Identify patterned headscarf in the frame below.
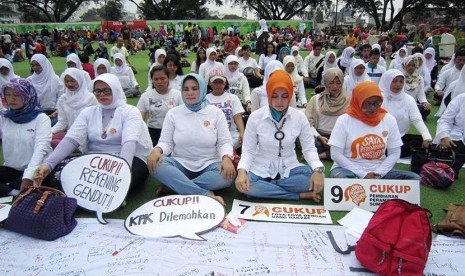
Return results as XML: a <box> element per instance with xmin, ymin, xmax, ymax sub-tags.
<box><xmin>181</xmin><ymin>73</ymin><xmax>209</xmax><ymax>112</ymax></box>
<box><xmin>1</xmin><ymin>78</ymin><xmax>42</xmax><ymax>124</ymax></box>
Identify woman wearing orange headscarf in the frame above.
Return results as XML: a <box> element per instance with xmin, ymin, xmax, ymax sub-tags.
<box><xmin>235</xmin><ymin>70</ymin><xmax>324</xmax><ymax>202</ymax></box>
<box><xmin>328</xmin><ymin>81</ymin><xmax>419</xmax><ymax>179</ymax></box>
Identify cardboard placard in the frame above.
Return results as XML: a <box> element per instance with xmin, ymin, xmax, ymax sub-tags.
<box><xmin>324</xmin><ymin>178</ymin><xmax>420</xmax><ymax>211</ymax></box>
<box><xmin>125</xmin><ymin>195</ymin><xmax>225</xmax><ymax>241</ymax></box>
<box><xmin>61</xmin><ymin>154</ymin><xmax>131</xmax><ymax>224</ymax></box>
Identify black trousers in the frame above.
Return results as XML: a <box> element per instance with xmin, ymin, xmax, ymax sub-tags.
<box><xmin>148</xmin><ymin>127</ymin><xmax>162</xmax><ymax>147</ymax></box>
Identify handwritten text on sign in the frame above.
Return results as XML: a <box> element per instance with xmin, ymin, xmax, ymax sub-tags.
<box><xmin>230</xmin><ymin>199</ymin><xmax>332</xmax><ymax>224</ymax></box>
<box><xmin>324</xmin><ymin>178</ymin><xmax>420</xmax><ymax>211</ymax></box>
<box><xmin>61</xmin><ymin>154</ymin><xmax>131</xmax><ymax>224</ymax></box>
<box><xmin>125</xmin><ymin>195</ymin><xmax>225</xmax><ymax>241</ymax></box>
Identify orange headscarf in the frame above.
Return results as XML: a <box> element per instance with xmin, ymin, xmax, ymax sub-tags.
<box><xmin>345</xmin><ymin>81</ymin><xmax>387</xmax><ymax>126</ymax></box>
<box><xmin>266</xmin><ymin>70</ymin><xmax>294</xmax><ymax>105</ymax></box>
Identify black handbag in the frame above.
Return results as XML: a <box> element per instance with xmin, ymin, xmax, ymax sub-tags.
<box><xmin>3</xmin><ymin>186</ymin><xmax>78</xmax><ymax>241</ymax></box>
<box><xmin>410</xmin><ymin>146</ymin><xmax>455</xmax><ymax>173</ymax></box>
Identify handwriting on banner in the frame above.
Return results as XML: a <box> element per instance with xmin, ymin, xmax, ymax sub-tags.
<box><xmin>61</xmin><ymin>154</ymin><xmax>131</xmax><ymax>224</ymax></box>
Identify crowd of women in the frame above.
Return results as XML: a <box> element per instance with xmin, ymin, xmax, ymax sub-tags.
<box><xmin>1</xmin><ymin>34</ymin><xmax>465</xmax><ymax>207</ymax></box>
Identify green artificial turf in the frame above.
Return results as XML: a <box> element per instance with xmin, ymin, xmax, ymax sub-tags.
<box><xmin>2</xmin><ymin>43</ymin><xmax>464</xmax><ymax>226</ymax></box>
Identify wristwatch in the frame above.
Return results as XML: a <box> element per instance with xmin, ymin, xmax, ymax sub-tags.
<box><xmin>313</xmin><ymin>166</ymin><xmax>325</xmax><ymax>173</ymax></box>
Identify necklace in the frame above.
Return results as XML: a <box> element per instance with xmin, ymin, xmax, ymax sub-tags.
<box><xmin>101</xmin><ymin>113</ymin><xmax>113</xmax><ymax>140</ymax></box>
<box><xmin>272</xmin><ymin>118</ymin><xmax>286</xmax><ymax>157</ymax></box>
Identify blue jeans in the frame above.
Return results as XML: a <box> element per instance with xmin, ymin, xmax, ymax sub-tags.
<box><xmin>245</xmin><ymin>165</ymin><xmax>314</xmax><ymax>200</ymax></box>
<box><xmin>330</xmin><ymin>167</ymin><xmax>420</xmax><ymax>180</ymax></box>
<box><xmin>152</xmin><ymin>157</ymin><xmax>234</xmax><ymax>195</ymax></box>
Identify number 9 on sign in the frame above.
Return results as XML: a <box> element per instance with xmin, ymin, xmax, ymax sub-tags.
<box><xmin>331</xmin><ymin>185</ymin><xmax>343</xmax><ymax>203</ymax></box>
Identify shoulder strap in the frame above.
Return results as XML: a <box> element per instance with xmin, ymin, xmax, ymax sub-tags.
<box><xmin>326</xmin><ymin>231</ymin><xmax>355</xmax><ymax>254</ymax></box>
<box><xmin>315</xmin><ymin>57</ymin><xmax>325</xmax><ymax>69</ymax></box>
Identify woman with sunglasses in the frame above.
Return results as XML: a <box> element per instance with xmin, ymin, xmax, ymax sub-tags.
<box><xmin>328</xmin><ymin>81</ymin><xmax>419</xmax><ymax>180</ymax></box>
<box><xmin>33</xmin><ymin>74</ymin><xmax>153</xmax><ymax>191</ymax></box>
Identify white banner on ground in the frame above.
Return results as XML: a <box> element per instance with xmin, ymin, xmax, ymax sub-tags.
<box><xmin>324</xmin><ymin>178</ymin><xmax>420</xmax><ymax>212</ymax></box>
<box><xmin>0</xmin><ymin>204</ymin><xmax>11</xmax><ymax>222</ymax></box>
<box><xmin>230</xmin><ymin>199</ymin><xmax>332</xmax><ymax>224</ymax></box>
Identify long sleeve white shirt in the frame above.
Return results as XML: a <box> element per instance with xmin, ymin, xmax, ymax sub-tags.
<box><xmin>238</xmin><ymin>106</ymin><xmax>323</xmax><ymax>178</ymax></box>
<box><xmin>0</xmin><ymin>113</ymin><xmax>52</xmax><ymax>180</ymax></box>
<box><xmin>156</xmin><ymin>105</ymin><xmax>233</xmax><ymax>172</ymax></box>
<box><xmin>435</xmin><ymin>66</ymin><xmax>461</xmax><ymax>91</ymax></box>
<box><xmin>435</xmin><ymin>93</ymin><xmax>465</xmax><ymax>143</ymax></box>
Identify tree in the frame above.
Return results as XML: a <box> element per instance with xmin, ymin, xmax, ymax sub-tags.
<box><xmin>80</xmin><ymin>0</ymin><xmax>126</xmax><ymax>21</ymax></box>
<box><xmin>230</xmin><ymin>0</ymin><xmax>331</xmax><ymax>20</ymax></box>
<box><xmin>130</xmin><ymin>0</ymin><xmax>220</xmax><ymax>20</ymax></box>
<box><xmin>345</xmin><ymin>0</ymin><xmax>465</xmax><ymax>30</ymax></box>
<box><xmin>19</xmin><ymin>0</ymin><xmax>97</xmax><ymax>22</ymax></box>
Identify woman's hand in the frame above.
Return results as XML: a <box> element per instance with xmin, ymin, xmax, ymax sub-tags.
<box><xmin>422</xmin><ymin>102</ymin><xmax>431</xmax><ymax>111</ymax></box>
<box><xmin>147</xmin><ymin>147</ymin><xmax>163</xmax><ymax>174</ymax></box>
<box><xmin>310</xmin><ymin>171</ymin><xmax>324</xmax><ymax>193</ymax></box>
<box><xmin>422</xmin><ymin>139</ymin><xmax>432</xmax><ymax>148</ymax></box>
<box><xmin>20</xmin><ymin>179</ymin><xmax>33</xmax><ymax>191</ymax></box>
<box><xmin>235</xmin><ymin>169</ymin><xmax>250</xmax><ymax>193</ymax></box>
<box><xmin>33</xmin><ymin>164</ymin><xmax>51</xmax><ymax>187</ymax></box>
<box><xmin>364</xmin><ymin>172</ymin><xmax>380</xmax><ymax>179</ymax></box>
<box><xmin>317</xmin><ymin>135</ymin><xmax>329</xmax><ymax>146</ymax></box>
<box><xmin>219</xmin><ymin>156</ymin><xmax>235</xmax><ymax>180</ymax></box>
<box><xmin>440</xmin><ymin>137</ymin><xmax>456</xmax><ymax>150</ymax></box>
<box><xmin>49</xmin><ymin>111</ymin><xmax>58</xmax><ymax>119</ymax></box>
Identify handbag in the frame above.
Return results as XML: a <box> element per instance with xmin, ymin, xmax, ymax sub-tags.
<box><xmin>419</xmin><ymin>161</ymin><xmax>455</xmax><ymax>189</ymax></box>
<box><xmin>433</xmin><ymin>204</ymin><xmax>465</xmax><ymax>237</ymax></box>
<box><xmin>3</xmin><ymin>186</ymin><xmax>78</xmax><ymax>241</ymax></box>
<box><xmin>410</xmin><ymin>146</ymin><xmax>455</xmax><ymax>173</ymax></box>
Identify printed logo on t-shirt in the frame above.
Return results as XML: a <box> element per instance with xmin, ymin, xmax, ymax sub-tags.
<box><xmin>203</xmin><ymin>120</ymin><xmax>210</xmax><ymax>127</ymax></box>
<box><xmin>109</xmin><ymin>128</ymin><xmax>117</xmax><ymax>135</ymax></box>
<box><xmin>350</xmin><ymin>134</ymin><xmax>385</xmax><ymax>160</ymax></box>
<box><xmin>344</xmin><ymin>183</ymin><xmax>367</xmax><ymax>206</ymax></box>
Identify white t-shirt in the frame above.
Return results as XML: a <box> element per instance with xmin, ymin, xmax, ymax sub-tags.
<box><xmin>328</xmin><ymin>113</ymin><xmax>403</xmax><ymax>177</ymax></box>
<box><xmin>206</xmin><ymin>92</ymin><xmax>244</xmax><ymax>148</ymax></box>
<box><xmin>156</xmin><ymin>105</ymin><xmax>233</xmax><ymax>172</ymax></box>
<box><xmin>238</xmin><ymin>57</ymin><xmax>259</xmax><ymax>73</ymax></box>
<box><xmin>136</xmin><ymin>88</ymin><xmax>182</xmax><ymax>129</ymax></box>
<box><xmin>0</xmin><ymin>113</ymin><xmax>52</xmax><ymax>180</ymax></box>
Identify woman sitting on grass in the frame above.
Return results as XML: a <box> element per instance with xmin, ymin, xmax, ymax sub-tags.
<box><xmin>0</xmin><ymin>78</ymin><xmax>51</xmax><ymax>195</ymax></box>
<box><xmin>148</xmin><ymin>73</ymin><xmax>235</xmax><ymax>205</ymax></box>
<box><xmin>33</xmin><ymin>74</ymin><xmax>152</xmax><ymax>191</ymax></box>
<box><xmin>328</xmin><ymin>81</ymin><xmax>419</xmax><ymax>180</ymax></box>
<box><xmin>235</xmin><ymin>70</ymin><xmax>324</xmax><ymax>202</ymax></box>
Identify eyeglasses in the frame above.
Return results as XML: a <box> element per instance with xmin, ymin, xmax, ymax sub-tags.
<box><xmin>362</xmin><ymin>101</ymin><xmax>382</xmax><ymax>110</ymax></box>
<box><xmin>93</xmin><ymin>88</ymin><xmax>112</xmax><ymax>96</ymax></box>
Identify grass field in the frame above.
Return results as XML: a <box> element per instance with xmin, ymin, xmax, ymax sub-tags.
<box><xmin>2</xmin><ymin>44</ymin><xmax>464</xmax><ymax>225</ymax></box>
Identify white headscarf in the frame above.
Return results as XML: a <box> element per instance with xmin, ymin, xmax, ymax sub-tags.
<box><xmin>29</xmin><ymin>54</ymin><xmax>59</xmax><ymax>97</ymax></box>
<box><xmin>94</xmin><ymin>58</ymin><xmax>112</xmax><ymax>77</ymax></box>
<box><xmin>452</xmin><ymin>65</ymin><xmax>465</xmax><ymax>98</ymax></box>
<box><xmin>205</xmin><ymin>48</ymin><xmax>218</xmax><ymax>66</ymax></box>
<box><xmin>154</xmin><ymin>49</ymin><xmax>166</xmax><ymax>66</ymax></box>
<box><xmin>0</xmin><ymin>58</ymin><xmax>19</xmax><ymax>87</ymax></box>
<box><xmin>61</xmin><ymin>68</ymin><xmax>97</xmax><ymax>109</ymax></box>
<box><xmin>323</xmin><ymin>51</ymin><xmax>337</xmax><ymax>72</ymax></box>
<box><xmin>344</xmin><ymin>59</ymin><xmax>371</xmax><ymax>96</ymax></box>
<box><xmin>255</xmin><ymin>60</ymin><xmax>284</xmax><ymax>96</ymax></box>
<box><xmin>413</xmin><ymin>53</ymin><xmax>431</xmax><ymax>88</ymax></box>
<box><xmin>423</xmin><ymin>47</ymin><xmax>437</xmax><ymax>72</ymax></box>
<box><xmin>93</xmin><ymin>73</ymin><xmax>126</xmax><ymax>110</ymax></box>
<box><xmin>390</xmin><ymin>46</ymin><xmax>408</xmax><ymax>69</ymax></box>
<box><xmin>224</xmin><ymin>55</ymin><xmax>243</xmax><ymax>86</ymax></box>
<box><xmin>111</xmin><ymin>53</ymin><xmax>127</xmax><ymax>75</ymax></box>
<box><xmin>235</xmin><ymin>46</ymin><xmax>242</xmax><ymax>57</ymax></box>
<box><xmin>339</xmin><ymin>47</ymin><xmax>355</xmax><ymax>68</ymax></box>
<box><xmin>66</xmin><ymin>53</ymin><xmax>83</xmax><ymax>70</ymax></box>
<box><xmin>379</xmin><ymin>69</ymin><xmax>406</xmax><ymax>102</ymax></box>
<box><xmin>283</xmin><ymin>55</ymin><xmax>303</xmax><ymax>84</ymax></box>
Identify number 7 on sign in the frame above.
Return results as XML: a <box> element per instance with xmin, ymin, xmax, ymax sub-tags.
<box><xmin>239</xmin><ymin>204</ymin><xmax>250</xmax><ymax>214</ymax></box>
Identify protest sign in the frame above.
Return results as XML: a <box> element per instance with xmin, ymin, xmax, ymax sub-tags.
<box><xmin>324</xmin><ymin>178</ymin><xmax>420</xmax><ymax>211</ymax></box>
<box><xmin>125</xmin><ymin>195</ymin><xmax>225</xmax><ymax>240</ymax></box>
<box><xmin>230</xmin><ymin>199</ymin><xmax>332</xmax><ymax>224</ymax></box>
<box><xmin>61</xmin><ymin>154</ymin><xmax>131</xmax><ymax>224</ymax></box>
